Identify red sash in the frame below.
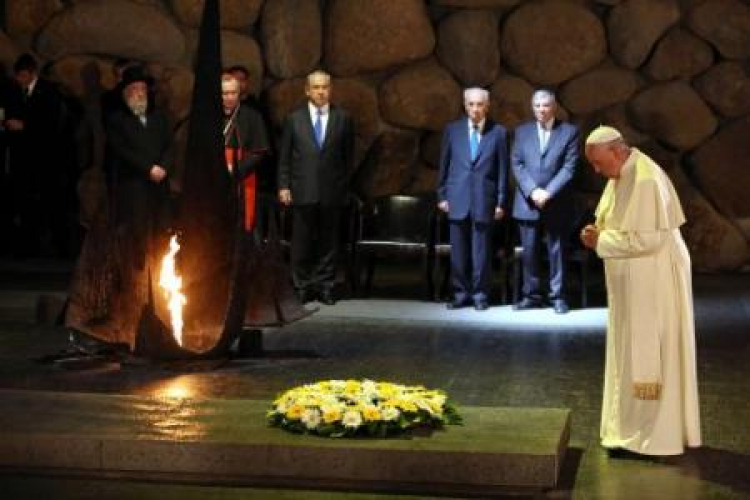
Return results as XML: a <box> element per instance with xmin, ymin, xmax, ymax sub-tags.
<box><xmin>224</xmin><ymin>146</ymin><xmax>256</xmax><ymax>231</ymax></box>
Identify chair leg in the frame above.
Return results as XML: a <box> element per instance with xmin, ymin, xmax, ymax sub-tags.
<box><xmin>344</xmin><ymin>246</ymin><xmax>357</xmax><ymax>297</ymax></box>
<box><xmin>422</xmin><ymin>255</ymin><xmax>435</xmax><ymax>302</ymax></box>
<box><xmin>512</xmin><ymin>255</ymin><xmax>521</xmax><ymax>304</ymax></box>
<box><xmin>365</xmin><ymin>256</ymin><xmax>375</xmax><ymax>296</ymax></box>
<box><xmin>581</xmin><ymin>258</ymin><xmax>589</xmax><ymax>309</ymax></box>
<box><xmin>440</xmin><ymin>257</ymin><xmax>450</xmax><ymax>300</ymax></box>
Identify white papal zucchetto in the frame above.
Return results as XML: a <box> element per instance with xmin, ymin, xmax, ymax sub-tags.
<box><xmin>585</xmin><ymin>125</ymin><xmax>623</xmax><ymax>145</ymax></box>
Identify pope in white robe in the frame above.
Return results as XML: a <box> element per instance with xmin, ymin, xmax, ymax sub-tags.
<box><xmin>581</xmin><ymin>126</ymin><xmax>701</xmax><ymax>456</ymax></box>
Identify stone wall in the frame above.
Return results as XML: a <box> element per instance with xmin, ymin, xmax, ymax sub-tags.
<box><xmin>2</xmin><ymin>0</ymin><xmax>749</xmax><ymax>270</ymax></box>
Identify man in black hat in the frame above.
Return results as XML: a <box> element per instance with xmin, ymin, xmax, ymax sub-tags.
<box><xmin>105</xmin><ymin>65</ymin><xmax>173</xmax><ymax>270</ymax></box>
<box><xmin>101</xmin><ymin>58</ymin><xmax>139</xmax><ymax>122</ymax></box>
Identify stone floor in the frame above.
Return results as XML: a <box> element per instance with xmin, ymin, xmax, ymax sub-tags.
<box><xmin>0</xmin><ymin>260</ymin><xmax>749</xmax><ymax>499</ymax></box>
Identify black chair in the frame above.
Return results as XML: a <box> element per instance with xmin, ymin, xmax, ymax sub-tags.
<box><xmin>352</xmin><ymin>194</ymin><xmax>435</xmax><ymax>299</ymax></box>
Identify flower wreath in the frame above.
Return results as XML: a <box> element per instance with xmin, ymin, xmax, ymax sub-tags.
<box><xmin>267</xmin><ymin>379</ymin><xmax>463</xmax><ymax>438</ymax></box>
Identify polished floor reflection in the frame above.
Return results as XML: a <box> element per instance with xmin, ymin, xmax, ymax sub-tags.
<box><xmin>0</xmin><ymin>262</ymin><xmax>748</xmax><ymax>499</ymax></box>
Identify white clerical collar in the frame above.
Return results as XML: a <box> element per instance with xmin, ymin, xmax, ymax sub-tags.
<box><xmin>26</xmin><ymin>76</ymin><xmax>39</xmax><ymax>96</ymax></box>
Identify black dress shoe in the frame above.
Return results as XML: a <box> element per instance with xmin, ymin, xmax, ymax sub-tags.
<box><xmin>552</xmin><ymin>299</ymin><xmax>569</xmax><ymax>314</ymax></box>
<box><xmin>446</xmin><ymin>299</ymin><xmax>471</xmax><ymax>310</ymax></box>
<box><xmin>513</xmin><ymin>297</ymin><xmax>544</xmax><ymax>310</ymax></box>
<box><xmin>319</xmin><ymin>290</ymin><xmax>336</xmax><ymax>305</ymax></box>
<box><xmin>474</xmin><ymin>300</ymin><xmax>489</xmax><ymax>311</ymax></box>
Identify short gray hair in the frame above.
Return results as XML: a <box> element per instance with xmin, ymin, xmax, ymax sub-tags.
<box><xmin>531</xmin><ymin>89</ymin><xmax>556</xmax><ymax>105</ymax></box>
<box><xmin>464</xmin><ymin>87</ymin><xmax>489</xmax><ymax>103</ymax></box>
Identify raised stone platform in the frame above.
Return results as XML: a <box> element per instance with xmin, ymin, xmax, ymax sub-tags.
<box><xmin>0</xmin><ymin>389</ymin><xmax>570</xmax><ymax>496</ymax></box>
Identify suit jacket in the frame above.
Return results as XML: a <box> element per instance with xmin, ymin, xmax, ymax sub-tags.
<box><xmin>437</xmin><ymin>118</ymin><xmax>508</xmax><ymax>224</ymax></box>
<box><xmin>5</xmin><ymin>78</ymin><xmax>66</xmax><ymax>177</ymax></box>
<box><xmin>278</xmin><ymin>104</ymin><xmax>354</xmax><ymax>206</ymax></box>
<box><xmin>510</xmin><ymin>119</ymin><xmax>580</xmax><ymax>222</ymax></box>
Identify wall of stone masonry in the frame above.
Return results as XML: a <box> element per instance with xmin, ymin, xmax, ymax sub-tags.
<box><xmin>2</xmin><ymin>0</ymin><xmax>749</xmax><ymax>270</ymax></box>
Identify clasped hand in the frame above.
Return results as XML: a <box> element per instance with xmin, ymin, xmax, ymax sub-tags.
<box><xmin>580</xmin><ymin>224</ymin><xmax>599</xmax><ymax>249</ymax></box>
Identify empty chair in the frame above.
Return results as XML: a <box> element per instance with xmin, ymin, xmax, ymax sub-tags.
<box><xmin>352</xmin><ymin>194</ymin><xmax>435</xmax><ymax>299</ymax></box>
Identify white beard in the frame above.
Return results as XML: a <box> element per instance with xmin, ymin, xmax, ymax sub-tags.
<box><xmin>126</xmin><ymin>96</ymin><xmax>148</xmax><ymax>116</ymax></box>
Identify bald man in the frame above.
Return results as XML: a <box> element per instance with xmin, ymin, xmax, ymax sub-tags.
<box><xmin>582</xmin><ymin>126</ymin><xmax>701</xmax><ymax>456</ymax></box>
<box><xmin>437</xmin><ymin>87</ymin><xmax>508</xmax><ymax>311</ymax></box>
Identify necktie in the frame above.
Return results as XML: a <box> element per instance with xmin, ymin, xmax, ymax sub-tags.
<box><xmin>314</xmin><ymin>109</ymin><xmax>324</xmax><ymax>149</ymax></box>
<box><xmin>470</xmin><ymin>125</ymin><xmax>480</xmax><ymax>161</ymax></box>
<box><xmin>540</xmin><ymin>126</ymin><xmax>549</xmax><ymax>152</ymax></box>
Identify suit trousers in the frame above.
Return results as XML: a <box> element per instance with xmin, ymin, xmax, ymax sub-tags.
<box><xmin>291</xmin><ymin>204</ymin><xmax>341</xmax><ymax>293</ymax></box>
<box><xmin>449</xmin><ymin>217</ymin><xmax>492</xmax><ymax>303</ymax></box>
<box><xmin>517</xmin><ymin>220</ymin><xmax>567</xmax><ymax>301</ymax></box>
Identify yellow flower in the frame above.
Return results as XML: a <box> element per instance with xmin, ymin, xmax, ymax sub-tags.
<box><xmin>344</xmin><ymin>379</ymin><xmax>361</xmax><ymax>394</ymax></box>
<box><xmin>285</xmin><ymin>404</ymin><xmax>304</xmax><ymax>420</ymax></box>
<box><xmin>362</xmin><ymin>405</ymin><xmax>382</xmax><ymax>422</ymax></box>
<box><xmin>322</xmin><ymin>406</ymin><xmax>343</xmax><ymax>424</ymax></box>
<box><xmin>396</xmin><ymin>399</ymin><xmax>418</xmax><ymax>412</ymax></box>
<box><xmin>378</xmin><ymin>383</ymin><xmax>398</xmax><ymax>398</ymax></box>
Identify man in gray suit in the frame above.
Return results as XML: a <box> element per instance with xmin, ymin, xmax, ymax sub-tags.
<box><xmin>511</xmin><ymin>89</ymin><xmax>579</xmax><ymax>314</ymax></box>
<box><xmin>278</xmin><ymin>70</ymin><xmax>354</xmax><ymax>305</ymax></box>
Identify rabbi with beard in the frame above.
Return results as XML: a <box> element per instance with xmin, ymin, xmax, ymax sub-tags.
<box><xmin>105</xmin><ymin>65</ymin><xmax>174</xmax><ymax>271</ymax></box>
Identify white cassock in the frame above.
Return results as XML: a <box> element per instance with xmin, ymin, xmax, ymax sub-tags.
<box><xmin>594</xmin><ymin>148</ymin><xmax>701</xmax><ymax>455</ymax></box>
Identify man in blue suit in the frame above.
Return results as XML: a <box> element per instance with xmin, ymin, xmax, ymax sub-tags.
<box><xmin>511</xmin><ymin>89</ymin><xmax>580</xmax><ymax>314</ymax></box>
<box><xmin>437</xmin><ymin>87</ymin><xmax>508</xmax><ymax>311</ymax></box>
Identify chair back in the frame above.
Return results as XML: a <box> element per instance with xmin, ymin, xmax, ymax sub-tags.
<box><xmin>359</xmin><ymin>194</ymin><xmax>434</xmax><ymax>245</ymax></box>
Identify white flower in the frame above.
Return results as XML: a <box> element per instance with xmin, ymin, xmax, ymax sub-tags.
<box><xmin>416</xmin><ymin>399</ymin><xmax>435</xmax><ymax>414</ymax></box>
<box><xmin>301</xmin><ymin>408</ymin><xmax>322</xmax><ymax>430</ymax></box>
<box><xmin>329</xmin><ymin>380</ymin><xmax>346</xmax><ymax>391</ymax></box>
<box><xmin>342</xmin><ymin>410</ymin><xmax>363</xmax><ymax>428</ymax></box>
<box><xmin>382</xmin><ymin>406</ymin><xmax>400</xmax><ymax>421</ymax></box>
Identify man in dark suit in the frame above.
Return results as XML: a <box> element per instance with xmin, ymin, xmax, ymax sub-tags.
<box><xmin>278</xmin><ymin>70</ymin><xmax>354</xmax><ymax>305</ymax></box>
<box><xmin>105</xmin><ymin>66</ymin><xmax>173</xmax><ymax>270</ymax></box>
<box><xmin>437</xmin><ymin>87</ymin><xmax>508</xmax><ymax>311</ymax></box>
<box><xmin>4</xmin><ymin>53</ymin><xmax>70</xmax><ymax>258</ymax></box>
<box><xmin>511</xmin><ymin>89</ymin><xmax>580</xmax><ymax>314</ymax></box>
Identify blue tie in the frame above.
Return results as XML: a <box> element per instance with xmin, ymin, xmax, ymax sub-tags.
<box><xmin>314</xmin><ymin>109</ymin><xmax>324</xmax><ymax>149</ymax></box>
<box><xmin>470</xmin><ymin>126</ymin><xmax>480</xmax><ymax>161</ymax></box>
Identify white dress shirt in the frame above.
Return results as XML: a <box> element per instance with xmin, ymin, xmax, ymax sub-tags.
<box><xmin>309</xmin><ymin>102</ymin><xmax>330</xmax><ymax>142</ymax></box>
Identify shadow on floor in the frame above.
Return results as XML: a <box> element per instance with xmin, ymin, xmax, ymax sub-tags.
<box><xmin>667</xmin><ymin>446</ymin><xmax>750</xmax><ymax>494</ymax></box>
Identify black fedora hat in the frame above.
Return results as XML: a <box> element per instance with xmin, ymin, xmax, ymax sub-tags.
<box><xmin>119</xmin><ymin>65</ymin><xmax>154</xmax><ymax>90</ymax></box>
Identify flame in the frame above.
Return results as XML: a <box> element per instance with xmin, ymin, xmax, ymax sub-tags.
<box><xmin>159</xmin><ymin>235</ymin><xmax>187</xmax><ymax>346</ymax></box>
